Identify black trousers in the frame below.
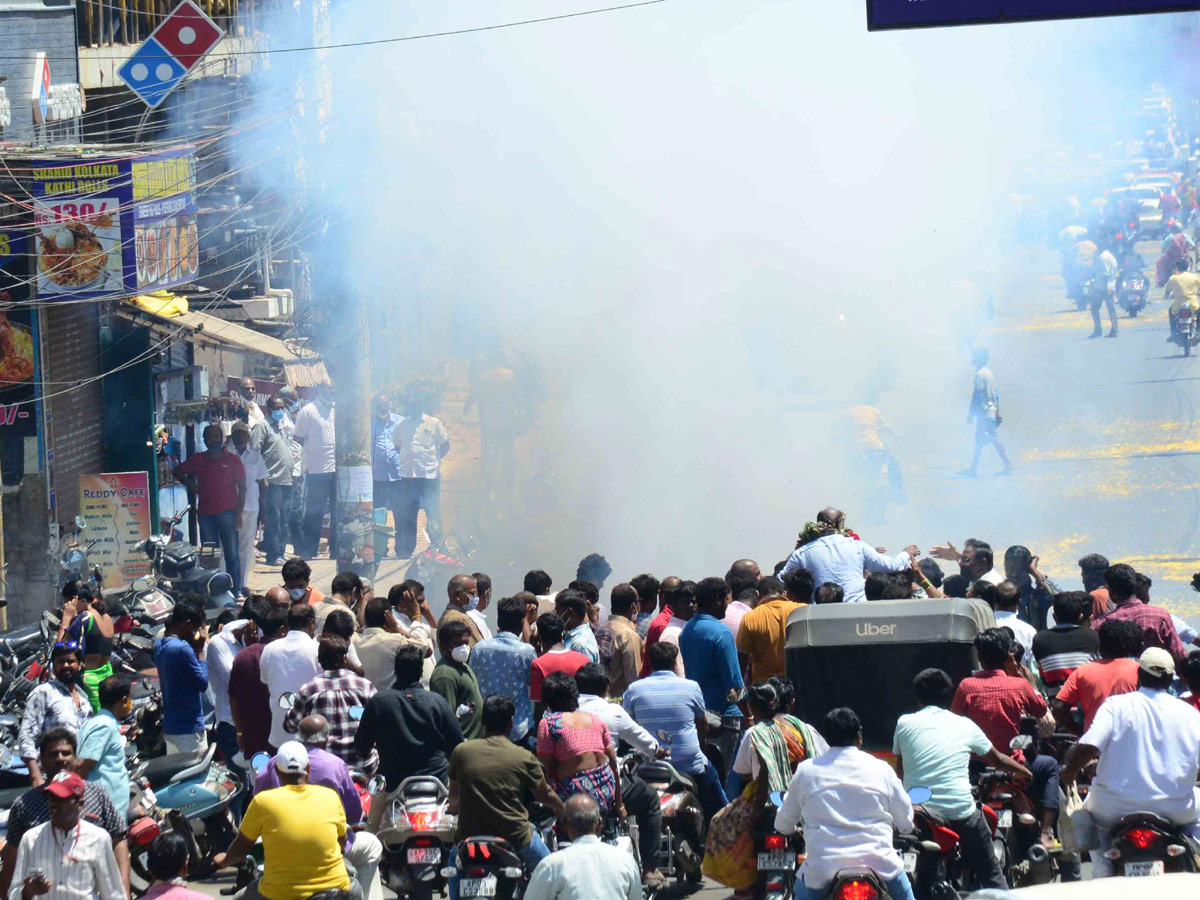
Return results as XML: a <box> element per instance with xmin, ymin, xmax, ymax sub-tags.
<box><xmin>622</xmin><ymin>773</ymin><xmax>662</xmax><ymax>871</ymax></box>
<box><xmin>914</xmin><ymin>809</ymin><xmax>1006</xmax><ymax>899</ymax></box>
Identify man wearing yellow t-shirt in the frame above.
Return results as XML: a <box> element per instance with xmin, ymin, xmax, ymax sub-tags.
<box><xmin>1163</xmin><ymin>257</ymin><xmax>1200</xmax><ymax>342</ymax></box>
<box><xmin>213</xmin><ymin>742</ymin><xmax>350</xmax><ymax>900</ymax></box>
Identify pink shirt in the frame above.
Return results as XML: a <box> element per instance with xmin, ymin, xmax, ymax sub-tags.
<box><xmin>721</xmin><ymin>600</ymin><xmax>752</xmax><ymax>639</ymax></box>
<box><xmin>537</xmin><ymin>711</ymin><xmax>612</xmax><ymax>760</ymax></box>
<box><xmin>142</xmin><ymin>884</ymin><xmax>211</xmax><ymax>900</ymax></box>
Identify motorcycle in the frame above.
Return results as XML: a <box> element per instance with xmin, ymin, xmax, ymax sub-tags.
<box><xmin>1103</xmin><ymin>813</ymin><xmax>1200</xmax><ymax>877</ymax></box>
<box><xmin>1117</xmin><ymin>268</ymin><xmax>1150</xmax><ymax>317</ymax></box>
<box><xmin>442</xmin><ymin>837</ymin><xmax>527</xmax><ymax>900</ymax></box>
<box><xmin>1173</xmin><ymin>306</ymin><xmax>1200</xmax><ymax>357</ymax></box>
<box><xmin>976</xmin><ymin>760</ymin><xmax>1054</xmax><ymax>888</ymax></box>
<box><xmin>128</xmin><ymin>742</ymin><xmax>244</xmax><ymax>879</ymax></box>
<box><xmin>632</xmin><ymin>735</ymin><xmax>705</xmax><ymax>885</ymax></box>
<box><xmin>55</xmin><ymin>516</ymin><xmax>102</xmax><ymax>597</ymax></box>
<box><xmin>758</xmin><ymin>791</ymin><xmax>803</xmax><ymax>900</ymax></box>
<box><xmin>139</xmin><ymin>507</ymin><xmax>238</xmax><ymax>620</ymax></box>
<box><xmin>377</xmin><ymin>775</ymin><xmax>458</xmax><ymax>899</ymax></box>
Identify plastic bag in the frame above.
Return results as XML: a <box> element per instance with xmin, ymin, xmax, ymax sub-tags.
<box><xmin>1058</xmin><ymin>784</ymin><xmax>1096</xmax><ymax>853</ymax></box>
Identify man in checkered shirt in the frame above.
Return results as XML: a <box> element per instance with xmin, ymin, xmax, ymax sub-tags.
<box><xmin>1090</xmin><ymin>563</ymin><xmax>1187</xmax><ymax>661</ymax></box>
<box><xmin>283</xmin><ymin>633</ymin><xmax>377</xmax><ymax>769</ymax></box>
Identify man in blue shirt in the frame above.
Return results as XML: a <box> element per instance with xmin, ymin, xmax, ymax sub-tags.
<box><xmin>75</xmin><ymin>675</ymin><xmax>132</xmax><ymax>822</ymax></box>
<box><xmin>678</xmin><ymin>576</ymin><xmax>744</xmax><ymax>782</ymax></box>
<box><xmin>623</xmin><ymin>642</ymin><xmax>727</xmax><ymax>820</ymax></box>
<box><xmin>556</xmin><ymin>592</ymin><xmax>599</xmax><ymax>663</ymax></box>
<box><xmin>371</xmin><ymin>393</ymin><xmax>405</xmax><ymax>558</ymax></box>
<box><xmin>153</xmin><ymin>598</ymin><xmax>209</xmax><ymax>755</ymax></box>
<box><xmin>468</xmin><ymin>597</ymin><xmax>537</xmax><ymax>746</ymax></box>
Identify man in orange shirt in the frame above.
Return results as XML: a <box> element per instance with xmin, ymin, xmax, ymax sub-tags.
<box><xmin>1051</xmin><ymin>619</ymin><xmax>1142</xmax><ymax>732</ymax></box>
<box><xmin>282</xmin><ymin>558</ymin><xmax>326</xmax><ymax>606</ymax></box>
<box><xmin>736</xmin><ymin>574</ymin><xmax>804</xmax><ymax>684</ymax></box>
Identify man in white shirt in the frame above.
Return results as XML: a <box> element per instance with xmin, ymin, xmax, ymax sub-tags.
<box><xmin>525</xmin><ymin>794</ymin><xmax>640</xmax><ymax>900</ymax></box>
<box><xmin>1062</xmin><ymin>647</ymin><xmax>1200</xmax><ymax>877</ymax></box>
<box><xmin>575</xmin><ymin>663</ymin><xmax>664</xmax><ymax>882</ymax></box>
<box><xmin>230</xmin><ymin>423</ymin><xmax>269</xmax><ymax>595</ymax></box>
<box><xmin>392</xmin><ymin>390</ymin><xmax>450</xmax><ymax>558</ymax></box>
<box><xmin>293</xmin><ymin>382</ymin><xmax>337</xmax><ymax>560</ymax></box>
<box><xmin>993</xmin><ymin>581</ymin><xmax>1037</xmax><ymax>669</ymax></box>
<box><xmin>775</xmin><ymin>707</ymin><xmax>916</xmax><ymax>900</ymax></box>
<box><xmin>9</xmin><ymin>771</ymin><xmax>124</xmax><ymax>900</ymax></box>
<box><xmin>259</xmin><ymin>603</ymin><xmax>321</xmax><ymax>749</ymax></box>
<box><xmin>208</xmin><ymin>598</ymin><xmax>263</xmax><ymax>797</ymax></box>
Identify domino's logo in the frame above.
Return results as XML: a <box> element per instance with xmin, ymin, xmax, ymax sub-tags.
<box><xmin>118</xmin><ymin>1</ymin><xmax>224</xmax><ymax>109</ymax></box>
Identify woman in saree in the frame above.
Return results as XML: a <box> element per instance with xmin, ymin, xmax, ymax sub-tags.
<box><xmin>703</xmin><ymin>682</ymin><xmax>828</xmax><ymax>897</ymax></box>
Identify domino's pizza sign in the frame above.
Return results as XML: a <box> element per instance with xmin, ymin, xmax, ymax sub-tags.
<box><xmin>118</xmin><ymin>0</ymin><xmax>224</xmax><ymax>109</ymax></box>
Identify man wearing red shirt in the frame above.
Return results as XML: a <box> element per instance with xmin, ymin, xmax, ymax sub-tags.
<box><xmin>530</xmin><ymin>614</ymin><xmax>589</xmax><ymax>711</ymax></box>
<box><xmin>1089</xmin><ymin>564</ymin><xmax>1186</xmax><ymax>660</ymax></box>
<box><xmin>173</xmin><ymin>423</ymin><xmax>246</xmax><ymax>596</ymax></box>
<box><xmin>951</xmin><ymin>628</ymin><xmax>1051</xmax><ymax>752</ymax></box>
<box><xmin>639</xmin><ymin>577</ymin><xmax>680</xmax><ymax>678</ymax></box>
<box><xmin>1051</xmin><ymin>619</ymin><xmax>1141</xmax><ymax>732</ymax></box>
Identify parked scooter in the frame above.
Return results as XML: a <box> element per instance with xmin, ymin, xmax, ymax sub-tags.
<box><xmin>55</xmin><ymin>516</ymin><xmax>102</xmax><ymax>597</ymax></box>
<box><xmin>139</xmin><ymin>507</ymin><xmax>238</xmax><ymax>619</ymax></box>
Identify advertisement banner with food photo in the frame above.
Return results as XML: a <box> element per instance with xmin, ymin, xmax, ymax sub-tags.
<box><xmin>31</xmin><ymin>160</ymin><xmax>129</xmax><ymax>299</ymax></box>
<box><xmin>0</xmin><ymin>224</ymin><xmax>42</xmax><ymax>485</ymax></box>
<box><xmin>132</xmin><ymin>147</ymin><xmax>198</xmax><ymax>292</ymax></box>
<box><xmin>30</xmin><ymin>146</ymin><xmax>198</xmax><ymax>300</ymax></box>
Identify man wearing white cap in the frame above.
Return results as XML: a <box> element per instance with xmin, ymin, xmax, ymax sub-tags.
<box><xmin>213</xmin><ymin>741</ymin><xmax>352</xmax><ymax>900</ymax></box>
<box><xmin>1062</xmin><ymin>647</ymin><xmax>1200</xmax><ymax>877</ymax></box>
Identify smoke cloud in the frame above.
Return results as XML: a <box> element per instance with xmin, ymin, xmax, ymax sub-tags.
<box><xmin>238</xmin><ymin>1</ymin><xmax>1193</xmax><ymax>582</ymax></box>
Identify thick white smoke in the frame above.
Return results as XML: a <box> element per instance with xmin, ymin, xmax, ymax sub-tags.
<box><xmin>239</xmin><ymin>0</ymin><xmax>1194</xmax><ymax>583</ymax></box>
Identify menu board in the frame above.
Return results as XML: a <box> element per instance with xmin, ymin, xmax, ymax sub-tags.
<box><xmin>78</xmin><ymin>472</ymin><xmax>153</xmax><ymax>588</ymax></box>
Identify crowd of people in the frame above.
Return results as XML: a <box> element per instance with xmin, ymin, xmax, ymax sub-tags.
<box><xmin>170</xmin><ymin>380</ymin><xmax>451</xmax><ymax>598</ymax></box>
<box><xmin>10</xmin><ymin>504</ymin><xmax>1200</xmax><ymax>900</ymax></box>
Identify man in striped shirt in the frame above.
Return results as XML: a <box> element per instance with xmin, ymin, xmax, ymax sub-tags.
<box><xmin>10</xmin><ymin>771</ymin><xmax>124</xmax><ymax>900</ymax></box>
<box><xmin>1032</xmin><ymin>592</ymin><xmax>1099</xmax><ymax>695</ymax></box>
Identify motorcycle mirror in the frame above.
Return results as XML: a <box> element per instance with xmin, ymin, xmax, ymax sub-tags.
<box><xmin>250</xmin><ymin>752</ymin><xmax>271</xmax><ymax>774</ymax></box>
<box><xmin>366</xmin><ymin>774</ymin><xmax>386</xmax><ymax>796</ymax></box>
<box><xmin>655</xmin><ymin>729</ymin><xmax>672</xmax><ymax>744</ymax></box>
<box><xmin>1009</xmin><ymin>735</ymin><xmax>1034</xmax><ymax>752</ymax></box>
<box><xmin>908</xmin><ymin>786</ymin><xmax>933</xmax><ymax>806</ymax></box>
<box><xmin>132</xmin><ymin>576</ymin><xmax>154</xmax><ymax>592</ymax></box>
<box><xmin>74</xmin><ymin>516</ymin><xmax>86</xmax><ymax>531</ymax></box>
<box><xmin>278</xmin><ymin>692</ymin><xmax>297</xmax><ymax>710</ymax></box>
<box><xmin>769</xmin><ymin>790</ymin><xmax>787</xmax><ymax>807</ymax></box>
<box><xmin>348</xmin><ymin>706</ymin><xmax>364</xmax><ymax>721</ymax></box>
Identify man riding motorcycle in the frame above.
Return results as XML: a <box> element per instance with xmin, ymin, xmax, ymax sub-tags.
<box><xmin>1060</xmin><ymin>648</ymin><xmax>1200</xmax><ymax>877</ymax></box>
<box><xmin>1163</xmin><ymin>256</ymin><xmax>1200</xmax><ymax>342</ymax></box>
<box><xmin>775</xmin><ymin>707</ymin><xmax>917</xmax><ymax>900</ymax></box>
<box><xmin>1157</xmin><ymin>222</ymin><xmax>1194</xmax><ymax>287</ymax></box>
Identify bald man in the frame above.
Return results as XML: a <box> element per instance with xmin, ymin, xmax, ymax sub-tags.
<box><xmin>525</xmin><ymin>794</ymin><xmax>641</xmax><ymax>900</ymax></box>
<box><xmin>437</xmin><ymin>574</ymin><xmax>483</xmax><ymax>646</ymax></box>
<box><xmin>253</xmin><ymin>715</ymin><xmax>383</xmax><ymax>900</ymax></box>
<box><xmin>265</xmin><ymin>585</ymin><xmax>291</xmax><ymax>610</ymax></box>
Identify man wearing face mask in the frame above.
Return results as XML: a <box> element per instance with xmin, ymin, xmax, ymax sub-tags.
<box><xmin>276</xmin><ymin>387</ymin><xmax>305</xmax><ymax>552</ymax></box>
<box><xmin>392</xmin><ymin>389</ymin><xmax>450</xmax><ymax>558</ymax></box>
<box><xmin>281</xmin><ymin>557</ymin><xmax>325</xmax><ymax>606</ymax></box>
<box><xmin>230</xmin><ymin>423</ymin><xmax>269</xmax><ymax>597</ymax></box>
<box><xmin>294</xmin><ymin>382</ymin><xmax>338</xmax><ymax>560</ymax></box>
<box><xmin>430</xmin><ymin>620</ymin><xmax>483</xmax><ymax>739</ymax></box>
<box><xmin>369</xmin><ymin>393</ymin><xmax>404</xmax><ymax>558</ymax></box>
<box><xmin>173</xmin><ymin>424</ymin><xmax>246</xmax><ymax>598</ymax></box>
<box><xmin>255</xmin><ymin>396</ymin><xmax>297</xmax><ymax>566</ymax></box>
<box><xmin>437</xmin><ymin>574</ymin><xmax>484</xmax><ymax>646</ymax></box>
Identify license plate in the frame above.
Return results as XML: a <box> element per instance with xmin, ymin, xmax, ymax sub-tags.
<box><xmin>1125</xmin><ymin>860</ymin><xmax>1165</xmax><ymax>877</ymax></box>
<box><xmin>460</xmin><ymin>876</ymin><xmax>497</xmax><ymax>897</ymax></box>
<box><xmin>903</xmin><ymin>851</ymin><xmax>918</xmax><ymax>875</ymax></box>
<box><xmin>997</xmin><ymin>810</ymin><xmax>1012</xmax><ymax>828</ymax></box>
<box><xmin>406</xmin><ymin>847</ymin><xmax>440</xmax><ymax>864</ymax></box>
<box><xmin>757</xmin><ymin>851</ymin><xmax>794</xmax><ymax>870</ymax></box>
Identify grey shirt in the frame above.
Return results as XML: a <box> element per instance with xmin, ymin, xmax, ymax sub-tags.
<box><xmin>253</xmin><ymin>419</ymin><xmax>295</xmax><ymax>486</ymax></box>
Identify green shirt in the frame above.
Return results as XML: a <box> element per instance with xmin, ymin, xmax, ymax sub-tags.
<box><xmin>449</xmin><ymin>735</ymin><xmax>546</xmax><ymax>846</ymax></box>
<box><xmin>892</xmin><ymin>705</ymin><xmax>992</xmax><ymax>820</ymax></box>
<box><xmin>430</xmin><ymin>659</ymin><xmax>483</xmax><ymax>739</ymax></box>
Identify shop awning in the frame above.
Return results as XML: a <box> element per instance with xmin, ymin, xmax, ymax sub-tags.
<box><xmin>120</xmin><ymin>296</ymin><xmax>328</xmax><ymax>387</ymax></box>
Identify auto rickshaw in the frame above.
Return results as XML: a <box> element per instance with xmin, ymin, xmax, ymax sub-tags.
<box><xmin>784</xmin><ymin>597</ymin><xmax>995</xmax><ymax>751</ymax></box>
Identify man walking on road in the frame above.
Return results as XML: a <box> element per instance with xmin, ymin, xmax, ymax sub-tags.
<box><xmin>961</xmin><ymin>348</ymin><xmax>1012</xmax><ymax>478</ymax></box>
<box><xmin>370</xmin><ymin>393</ymin><xmax>404</xmax><ymax>558</ymax></box>
<box><xmin>1089</xmin><ymin>241</ymin><xmax>1120</xmax><ymax>339</ymax></box>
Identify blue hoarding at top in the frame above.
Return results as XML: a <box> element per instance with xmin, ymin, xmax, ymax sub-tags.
<box><xmin>868</xmin><ymin>0</ymin><xmax>1200</xmax><ymax>30</ymax></box>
